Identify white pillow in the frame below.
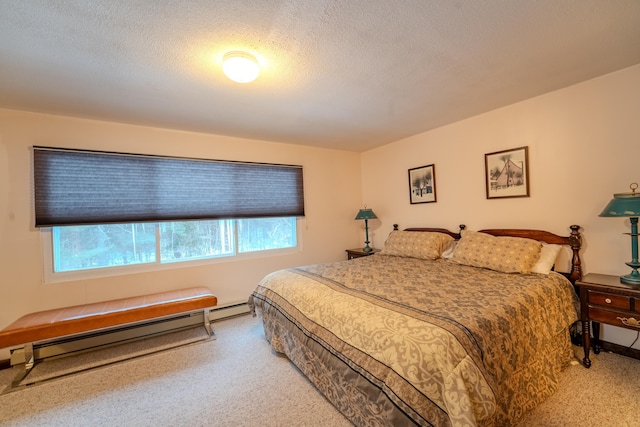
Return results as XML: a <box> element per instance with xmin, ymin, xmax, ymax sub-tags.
<box><xmin>530</xmin><ymin>243</ymin><xmax>562</xmax><ymax>275</ymax></box>
<box><xmin>441</xmin><ymin>240</ymin><xmax>457</xmax><ymax>259</ymax></box>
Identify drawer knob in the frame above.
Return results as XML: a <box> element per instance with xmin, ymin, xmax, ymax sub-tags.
<box><xmin>605</xmin><ymin>298</ymin><xmax>612</xmax><ymax>304</ymax></box>
<box><xmin>617</xmin><ymin>317</ymin><xmax>640</xmax><ymax>328</ymax></box>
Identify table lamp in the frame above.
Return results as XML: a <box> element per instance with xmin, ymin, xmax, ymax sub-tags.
<box><xmin>355</xmin><ymin>208</ymin><xmax>377</xmax><ymax>252</ymax></box>
<box><xmin>599</xmin><ymin>182</ymin><xmax>640</xmax><ymax>284</ymax></box>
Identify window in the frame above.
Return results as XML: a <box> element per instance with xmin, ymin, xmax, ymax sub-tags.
<box><xmin>34</xmin><ymin>147</ymin><xmax>304</xmax><ymax>282</ymax></box>
<box><xmin>52</xmin><ymin>223</ymin><xmax>157</xmax><ymax>271</ymax></box>
<box><xmin>46</xmin><ymin>217</ymin><xmax>298</xmax><ymax>279</ymax></box>
<box><xmin>237</xmin><ymin>217</ymin><xmax>297</xmax><ymax>253</ymax></box>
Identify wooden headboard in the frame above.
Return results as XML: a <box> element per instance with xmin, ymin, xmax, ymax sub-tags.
<box><xmin>392</xmin><ymin>223</ymin><xmax>583</xmax><ymax>283</ymax></box>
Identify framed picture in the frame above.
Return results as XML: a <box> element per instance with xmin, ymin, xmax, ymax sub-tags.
<box><xmin>484</xmin><ymin>146</ymin><xmax>529</xmax><ymax>199</ymax></box>
<box><xmin>408</xmin><ymin>164</ymin><xmax>436</xmax><ymax>204</ymax></box>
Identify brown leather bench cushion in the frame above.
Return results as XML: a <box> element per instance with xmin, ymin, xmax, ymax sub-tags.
<box><xmin>0</xmin><ymin>287</ymin><xmax>217</xmax><ymax>349</ymax></box>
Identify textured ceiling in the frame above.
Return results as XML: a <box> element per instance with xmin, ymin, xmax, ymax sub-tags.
<box><xmin>1</xmin><ymin>1</ymin><xmax>640</xmax><ymax>152</ymax></box>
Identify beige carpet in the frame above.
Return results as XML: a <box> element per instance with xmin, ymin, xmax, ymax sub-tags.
<box><xmin>0</xmin><ymin>314</ymin><xmax>638</xmax><ymax>426</ymax></box>
<box><xmin>9</xmin><ymin>326</ymin><xmax>210</xmax><ymax>387</ymax></box>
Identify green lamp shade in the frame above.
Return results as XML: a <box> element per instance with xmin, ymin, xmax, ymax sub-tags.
<box><xmin>599</xmin><ymin>192</ymin><xmax>640</xmax><ymax>217</ymax></box>
<box><xmin>355</xmin><ymin>209</ymin><xmax>378</xmax><ymax>220</ymax></box>
<box><xmin>599</xmin><ymin>185</ymin><xmax>640</xmax><ymax>285</ymax></box>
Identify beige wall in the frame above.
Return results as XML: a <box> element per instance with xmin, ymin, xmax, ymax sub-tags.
<box><xmin>361</xmin><ymin>64</ymin><xmax>640</xmax><ymax>348</ymax></box>
<box><xmin>0</xmin><ymin>110</ymin><xmax>363</xmax><ymax>357</ymax></box>
<box><xmin>2</xmin><ymin>64</ymin><xmax>639</xmax><ymax>357</ymax></box>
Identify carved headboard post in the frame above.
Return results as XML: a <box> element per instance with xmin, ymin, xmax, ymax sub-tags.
<box><xmin>569</xmin><ymin>224</ymin><xmax>582</xmax><ymax>283</ymax></box>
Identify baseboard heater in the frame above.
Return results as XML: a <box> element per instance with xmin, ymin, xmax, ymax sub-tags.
<box><xmin>9</xmin><ymin>301</ymin><xmax>250</xmax><ymax>367</ymax></box>
<box><xmin>210</xmin><ymin>301</ymin><xmax>251</xmax><ymax>320</ymax></box>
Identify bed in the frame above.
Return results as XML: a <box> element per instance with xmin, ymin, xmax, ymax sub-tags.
<box><xmin>248</xmin><ymin>224</ymin><xmax>583</xmax><ymax>427</ymax></box>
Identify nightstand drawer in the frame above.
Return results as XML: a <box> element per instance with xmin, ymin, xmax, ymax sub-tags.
<box><xmin>588</xmin><ymin>291</ymin><xmax>630</xmax><ymax>310</ymax></box>
<box><xmin>589</xmin><ymin>307</ymin><xmax>640</xmax><ymax>329</ymax></box>
<box><xmin>345</xmin><ymin>248</ymin><xmax>379</xmax><ymax>260</ymax></box>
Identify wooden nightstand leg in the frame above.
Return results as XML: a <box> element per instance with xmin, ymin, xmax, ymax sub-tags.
<box><xmin>592</xmin><ymin>321</ymin><xmax>601</xmax><ymax>354</ymax></box>
<box><xmin>582</xmin><ymin>320</ymin><xmax>592</xmax><ymax>368</ymax></box>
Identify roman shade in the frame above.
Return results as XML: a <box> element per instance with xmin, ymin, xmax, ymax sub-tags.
<box><xmin>33</xmin><ymin>146</ymin><xmax>305</xmax><ymax>227</ymax></box>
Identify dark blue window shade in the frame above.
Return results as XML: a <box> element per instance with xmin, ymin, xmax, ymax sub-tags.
<box><xmin>33</xmin><ymin>147</ymin><xmax>305</xmax><ymax>227</ymax></box>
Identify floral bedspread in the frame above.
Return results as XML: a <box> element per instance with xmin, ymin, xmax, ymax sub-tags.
<box><xmin>249</xmin><ymin>255</ymin><xmax>578</xmax><ymax>427</ymax></box>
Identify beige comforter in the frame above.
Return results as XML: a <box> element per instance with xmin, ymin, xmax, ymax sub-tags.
<box><xmin>249</xmin><ymin>255</ymin><xmax>578</xmax><ymax>427</ymax></box>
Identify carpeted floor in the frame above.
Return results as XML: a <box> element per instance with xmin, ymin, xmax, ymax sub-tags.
<box><xmin>0</xmin><ymin>314</ymin><xmax>638</xmax><ymax>426</ymax></box>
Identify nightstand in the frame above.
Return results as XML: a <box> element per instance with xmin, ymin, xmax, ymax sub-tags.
<box><xmin>575</xmin><ymin>273</ymin><xmax>640</xmax><ymax>368</ymax></box>
<box><xmin>345</xmin><ymin>248</ymin><xmax>380</xmax><ymax>260</ymax></box>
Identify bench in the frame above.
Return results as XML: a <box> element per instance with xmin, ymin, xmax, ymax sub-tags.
<box><xmin>0</xmin><ymin>287</ymin><xmax>217</xmax><ymax>393</ymax></box>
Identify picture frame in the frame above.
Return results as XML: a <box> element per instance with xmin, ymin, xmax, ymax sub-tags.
<box><xmin>408</xmin><ymin>164</ymin><xmax>436</xmax><ymax>204</ymax></box>
<box><xmin>484</xmin><ymin>146</ymin><xmax>529</xmax><ymax>199</ymax></box>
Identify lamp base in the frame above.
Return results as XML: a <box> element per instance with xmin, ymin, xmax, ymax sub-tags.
<box><xmin>620</xmin><ymin>270</ymin><xmax>640</xmax><ymax>285</ymax></box>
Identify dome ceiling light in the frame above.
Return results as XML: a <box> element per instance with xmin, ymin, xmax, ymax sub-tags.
<box><xmin>222</xmin><ymin>51</ymin><xmax>260</xmax><ymax>83</ymax></box>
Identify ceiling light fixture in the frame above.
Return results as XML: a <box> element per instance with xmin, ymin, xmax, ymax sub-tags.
<box><xmin>222</xmin><ymin>51</ymin><xmax>260</xmax><ymax>83</ymax></box>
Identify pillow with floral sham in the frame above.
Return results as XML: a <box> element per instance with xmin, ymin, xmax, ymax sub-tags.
<box><xmin>451</xmin><ymin>230</ymin><xmax>542</xmax><ymax>274</ymax></box>
<box><xmin>379</xmin><ymin>231</ymin><xmax>454</xmax><ymax>260</ymax></box>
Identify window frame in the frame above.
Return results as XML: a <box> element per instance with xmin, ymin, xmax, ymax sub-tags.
<box><xmin>41</xmin><ymin>218</ymin><xmax>302</xmax><ymax>284</ymax></box>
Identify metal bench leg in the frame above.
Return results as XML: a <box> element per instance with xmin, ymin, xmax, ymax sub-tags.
<box><xmin>24</xmin><ymin>342</ymin><xmax>34</xmax><ymax>371</ymax></box>
<box><xmin>203</xmin><ymin>308</ymin><xmax>216</xmax><ymax>340</ymax></box>
<box><xmin>2</xmin><ymin>343</ymin><xmax>36</xmax><ymax>395</ymax></box>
